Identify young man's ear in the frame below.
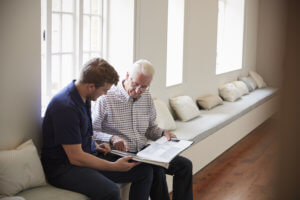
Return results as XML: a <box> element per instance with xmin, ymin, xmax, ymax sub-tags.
<box><xmin>87</xmin><ymin>83</ymin><xmax>96</xmax><ymax>91</ymax></box>
<box><xmin>125</xmin><ymin>72</ymin><xmax>129</xmax><ymax>80</ymax></box>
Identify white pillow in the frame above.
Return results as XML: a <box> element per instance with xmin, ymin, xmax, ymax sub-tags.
<box><xmin>0</xmin><ymin>140</ymin><xmax>46</xmax><ymax>197</ymax></box>
<box><xmin>247</xmin><ymin>76</ymin><xmax>258</xmax><ymax>90</ymax></box>
<box><xmin>232</xmin><ymin>81</ymin><xmax>249</xmax><ymax>96</ymax></box>
<box><xmin>249</xmin><ymin>70</ymin><xmax>267</xmax><ymax>88</ymax></box>
<box><xmin>238</xmin><ymin>77</ymin><xmax>254</xmax><ymax>92</ymax></box>
<box><xmin>219</xmin><ymin>83</ymin><xmax>241</xmax><ymax>102</ymax></box>
<box><xmin>196</xmin><ymin>94</ymin><xmax>223</xmax><ymax>110</ymax></box>
<box><xmin>169</xmin><ymin>96</ymin><xmax>200</xmax><ymax>122</ymax></box>
<box><xmin>153</xmin><ymin>99</ymin><xmax>176</xmax><ymax>130</ymax></box>
<box><xmin>0</xmin><ymin>197</ymin><xmax>25</xmax><ymax>200</ymax></box>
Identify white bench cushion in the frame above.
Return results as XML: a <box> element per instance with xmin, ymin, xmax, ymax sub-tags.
<box><xmin>16</xmin><ymin>185</ymin><xmax>88</xmax><ymax>200</ymax></box>
<box><xmin>173</xmin><ymin>88</ymin><xmax>278</xmax><ymax>143</ymax></box>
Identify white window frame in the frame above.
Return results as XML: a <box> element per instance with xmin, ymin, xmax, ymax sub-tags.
<box><xmin>216</xmin><ymin>0</ymin><xmax>246</xmax><ymax>75</ymax></box>
<box><xmin>42</xmin><ymin>0</ymin><xmax>106</xmax><ymax>115</ymax></box>
<box><xmin>166</xmin><ymin>0</ymin><xmax>186</xmax><ymax>87</ymax></box>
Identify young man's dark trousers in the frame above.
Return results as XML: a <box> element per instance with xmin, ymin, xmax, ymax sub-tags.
<box><xmin>45</xmin><ymin>162</ymin><xmax>153</xmax><ymax>200</ymax></box>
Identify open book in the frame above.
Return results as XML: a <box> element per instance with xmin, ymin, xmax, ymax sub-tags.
<box><xmin>110</xmin><ymin>137</ymin><xmax>193</xmax><ymax>168</ymax></box>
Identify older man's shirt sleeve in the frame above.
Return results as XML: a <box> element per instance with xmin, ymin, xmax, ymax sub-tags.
<box><xmin>92</xmin><ymin>97</ymin><xmax>112</xmax><ymax>143</ymax></box>
<box><xmin>145</xmin><ymin>97</ymin><xmax>164</xmax><ymax>140</ymax></box>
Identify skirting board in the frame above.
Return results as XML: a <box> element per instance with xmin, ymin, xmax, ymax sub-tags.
<box><xmin>166</xmin><ymin>95</ymin><xmax>279</xmax><ymax>192</ymax></box>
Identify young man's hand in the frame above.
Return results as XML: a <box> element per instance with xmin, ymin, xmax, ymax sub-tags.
<box><xmin>96</xmin><ymin>143</ymin><xmax>111</xmax><ymax>155</ymax></box>
<box><xmin>163</xmin><ymin>130</ymin><xmax>177</xmax><ymax>141</ymax></box>
<box><xmin>110</xmin><ymin>136</ymin><xmax>129</xmax><ymax>151</ymax></box>
<box><xmin>114</xmin><ymin>156</ymin><xmax>140</xmax><ymax>171</ymax></box>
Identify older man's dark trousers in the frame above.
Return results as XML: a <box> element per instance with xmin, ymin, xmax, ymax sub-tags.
<box><xmin>150</xmin><ymin>155</ymin><xmax>193</xmax><ymax>200</ymax></box>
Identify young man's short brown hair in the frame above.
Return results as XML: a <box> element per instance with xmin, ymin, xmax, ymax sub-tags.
<box><xmin>79</xmin><ymin>58</ymin><xmax>119</xmax><ymax>87</ymax></box>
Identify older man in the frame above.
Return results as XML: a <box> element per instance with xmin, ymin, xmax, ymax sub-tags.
<box><xmin>92</xmin><ymin>59</ymin><xmax>193</xmax><ymax>200</ymax></box>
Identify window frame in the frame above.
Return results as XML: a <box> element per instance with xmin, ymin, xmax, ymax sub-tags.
<box><xmin>42</xmin><ymin>0</ymin><xmax>106</xmax><ymax>115</ymax></box>
<box><xmin>216</xmin><ymin>0</ymin><xmax>246</xmax><ymax>75</ymax></box>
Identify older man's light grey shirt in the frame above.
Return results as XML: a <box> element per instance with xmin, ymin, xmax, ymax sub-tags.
<box><xmin>92</xmin><ymin>82</ymin><xmax>163</xmax><ymax>152</ymax></box>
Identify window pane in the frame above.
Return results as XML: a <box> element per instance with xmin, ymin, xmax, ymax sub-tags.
<box><xmin>51</xmin><ymin>55</ymin><xmax>61</xmax><ymax>95</ymax></box>
<box><xmin>166</xmin><ymin>0</ymin><xmax>184</xmax><ymax>87</ymax></box>
<box><xmin>83</xmin><ymin>15</ymin><xmax>91</xmax><ymax>51</ymax></box>
<box><xmin>83</xmin><ymin>53</ymin><xmax>90</xmax><ymax>65</ymax></box>
<box><xmin>216</xmin><ymin>0</ymin><xmax>245</xmax><ymax>74</ymax></box>
<box><xmin>52</xmin><ymin>0</ymin><xmax>61</xmax><ymax>12</ymax></box>
<box><xmin>91</xmin><ymin>16</ymin><xmax>101</xmax><ymax>51</ymax></box>
<box><xmin>61</xmin><ymin>54</ymin><xmax>73</xmax><ymax>87</ymax></box>
<box><xmin>91</xmin><ymin>52</ymin><xmax>100</xmax><ymax>59</ymax></box>
<box><xmin>62</xmin><ymin>14</ymin><xmax>73</xmax><ymax>52</ymax></box>
<box><xmin>83</xmin><ymin>0</ymin><xmax>91</xmax><ymax>14</ymax></box>
<box><xmin>91</xmin><ymin>0</ymin><xmax>102</xmax><ymax>15</ymax></box>
<box><xmin>52</xmin><ymin>13</ymin><xmax>61</xmax><ymax>53</ymax></box>
<box><xmin>42</xmin><ymin>54</ymin><xmax>47</xmax><ymax>97</ymax></box>
<box><xmin>62</xmin><ymin>0</ymin><xmax>74</xmax><ymax>13</ymax></box>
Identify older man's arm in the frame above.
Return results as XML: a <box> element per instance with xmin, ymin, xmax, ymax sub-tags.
<box><xmin>92</xmin><ymin>96</ymin><xmax>129</xmax><ymax>151</ymax></box>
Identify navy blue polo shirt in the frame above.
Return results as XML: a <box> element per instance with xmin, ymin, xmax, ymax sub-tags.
<box><xmin>41</xmin><ymin>80</ymin><xmax>94</xmax><ymax>173</ymax></box>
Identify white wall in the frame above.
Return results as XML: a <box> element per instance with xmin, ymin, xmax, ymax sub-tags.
<box><xmin>136</xmin><ymin>0</ymin><xmax>261</xmax><ymax>105</ymax></box>
<box><xmin>107</xmin><ymin>0</ymin><xmax>135</xmax><ymax>77</ymax></box>
<box><xmin>0</xmin><ymin>0</ymin><xmax>286</xmax><ymax>150</ymax></box>
<box><xmin>256</xmin><ymin>0</ymin><xmax>287</xmax><ymax>87</ymax></box>
<box><xmin>0</xmin><ymin>0</ymin><xmax>41</xmax><ymax>150</ymax></box>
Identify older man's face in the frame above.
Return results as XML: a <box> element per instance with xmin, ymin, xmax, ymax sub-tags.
<box><xmin>127</xmin><ymin>73</ymin><xmax>152</xmax><ymax>98</ymax></box>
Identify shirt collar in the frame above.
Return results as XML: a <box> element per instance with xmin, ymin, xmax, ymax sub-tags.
<box><xmin>69</xmin><ymin>80</ymin><xmax>89</xmax><ymax>107</ymax></box>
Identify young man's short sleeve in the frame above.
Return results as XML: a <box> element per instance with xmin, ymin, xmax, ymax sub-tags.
<box><xmin>51</xmin><ymin>107</ymin><xmax>82</xmax><ymax>145</ymax></box>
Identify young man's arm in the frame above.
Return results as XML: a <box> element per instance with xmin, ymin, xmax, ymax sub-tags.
<box><xmin>62</xmin><ymin>144</ymin><xmax>138</xmax><ymax>171</ymax></box>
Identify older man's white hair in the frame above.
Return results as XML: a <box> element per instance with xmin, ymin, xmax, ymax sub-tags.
<box><xmin>128</xmin><ymin>59</ymin><xmax>155</xmax><ymax>78</ymax></box>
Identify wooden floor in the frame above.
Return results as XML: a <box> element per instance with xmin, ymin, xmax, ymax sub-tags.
<box><xmin>172</xmin><ymin>118</ymin><xmax>279</xmax><ymax>200</ymax></box>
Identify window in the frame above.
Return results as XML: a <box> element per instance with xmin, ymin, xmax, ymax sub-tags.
<box><xmin>216</xmin><ymin>0</ymin><xmax>245</xmax><ymax>74</ymax></box>
<box><xmin>41</xmin><ymin>0</ymin><xmax>105</xmax><ymax>114</ymax></box>
<box><xmin>166</xmin><ymin>0</ymin><xmax>185</xmax><ymax>87</ymax></box>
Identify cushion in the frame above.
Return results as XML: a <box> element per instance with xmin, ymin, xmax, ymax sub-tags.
<box><xmin>0</xmin><ymin>140</ymin><xmax>46</xmax><ymax>197</ymax></box>
<box><xmin>232</xmin><ymin>81</ymin><xmax>249</xmax><ymax>96</ymax></box>
<box><xmin>196</xmin><ymin>94</ymin><xmax>223</xmax><ymax>110</ymax></box>
<box><xmin>0</xmin><ymin>197</ymin><xmax>25</xmax><ymax>200</ymax></box>
<box><xmin>153</xmin><ymin>99</ymin><xmax>176</xmax><ymax>130</ymax></box>
<box><xmin>16</xmin><ymin>184</ymin><xmax>89</xmax><ymax>200</ymax></box>
<box><xmin>239</xmin><ymin>76</ymin><xmax>257</xmax><ymax>91</ymax></box>
<box><xmin>238</xmin><ymin>77</ymin><xmax>254</xmax><ymax>92</ymax></box>
<box><xmin>219</xmin><ymin>83</ymin><xmax>241</xmax><ymax>102</ymax></box>
<box><xmin>249</xmin><ymin>70</ymin><xmax>267</xmax><ymax>88</ymax></box>
<box><xmin>169</xmin><ymin>96</ymin><xmax>200</xmax><ymax>122</ymax></box>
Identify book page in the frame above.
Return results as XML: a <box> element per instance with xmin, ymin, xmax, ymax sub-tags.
<box><xmin>136</xmin><ymin>137</ymin><xmax>193</xmax><ymax>163</ymax></box>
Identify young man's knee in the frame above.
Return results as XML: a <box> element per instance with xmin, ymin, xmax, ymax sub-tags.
<box><xmin>106</xmin><ymin>184</ymin><xmax>121</xmax><ymax>200</ymax></box>
<box><xmin>92</xmin><ymin>183</ymin><xmax>120</xmax><ymax>200</ymax></box>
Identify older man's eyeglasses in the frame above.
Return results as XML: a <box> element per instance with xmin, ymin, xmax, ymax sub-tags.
<box><xmin>130</xmin><ymin>78</ymin><xmax>149</xmax><ymax>91</ymax></box>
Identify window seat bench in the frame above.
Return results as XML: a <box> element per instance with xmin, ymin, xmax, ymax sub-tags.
<box><xmin>165</xmin><ymin>87</ymin><xmax>279</xmax><ymax>192</ymax></box>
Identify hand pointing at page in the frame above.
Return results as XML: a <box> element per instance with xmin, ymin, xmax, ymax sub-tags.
<box><xmin>110</xmin><ymin>135</ymin><xmax>129</xmax><ymax>151</ymax></box>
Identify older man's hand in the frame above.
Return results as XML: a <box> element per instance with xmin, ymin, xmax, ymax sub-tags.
<box><xmin>110</xmin><ymin>136</ymin><xmax>129</xmax><ymax>151</ymax></box>
<box><xmin>163</xmin><ymin>130</ymin><xmax>177</xmax><ymax>141</ymax></box>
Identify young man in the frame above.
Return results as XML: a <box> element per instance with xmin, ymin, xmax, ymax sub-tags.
<box><xmin>41</xmin><ymin>58</ymin><xmax>153</xmax><ymax>200</ymax></box>
<box><xmin>92</xmin><ymin>59</ymin><xmax>193</xmax><ymax>200</ymax></box>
